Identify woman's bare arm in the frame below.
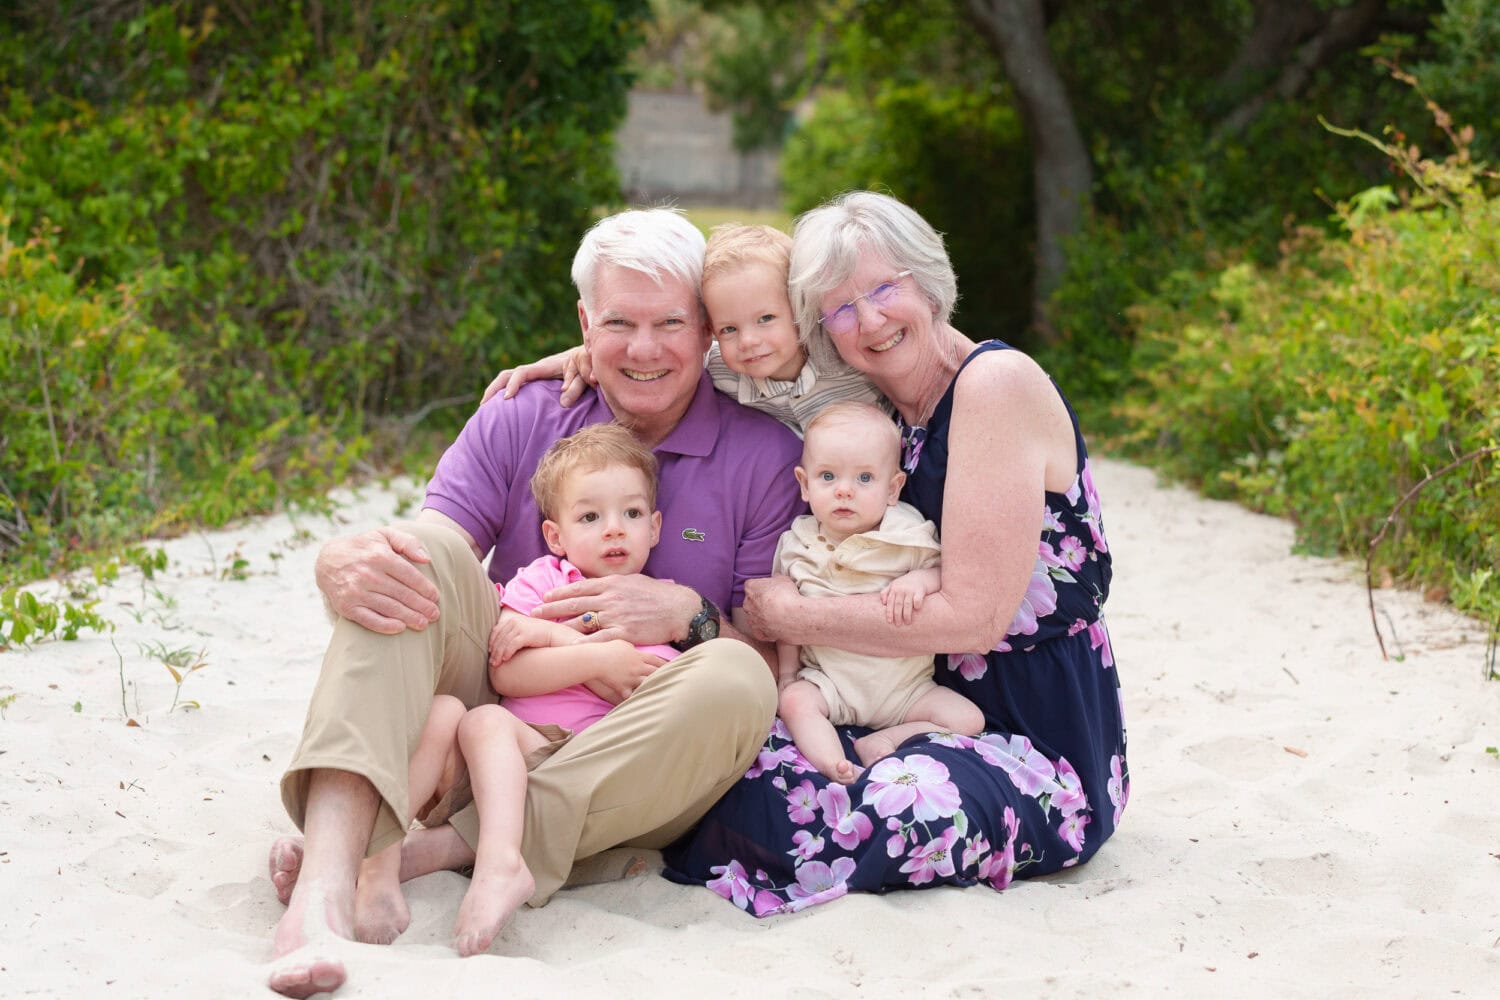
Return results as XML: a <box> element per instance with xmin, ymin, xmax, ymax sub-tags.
<box><xmin>744</xmin><ymin>350</ymin><xmax>1076</xmax><ymax>656</ymax></box>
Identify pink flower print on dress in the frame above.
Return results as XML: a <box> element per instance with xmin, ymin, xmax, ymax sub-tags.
<box><xmin>962</xmin><ymin>833</ymin><xmax>991</xmax><ymax>873</ymax></box>
<box><xmin>973</xmin><ymin>734</ymin><xmax>1058</xmax><ymax>797</ymax></box>
<box><xmin>1088</xmin><ymin>619</ymin><xmax>1114</xmax><ymax>668</ymax></box>
<box><xmin>748</xmin><ymin>741</ymin><xmax>807</xmax><ymax>779</ymax></box>
<box><xmin>1057</xmin><ymin>535</ymin><xmax>1087</xmax><ymax>571</ymax></box>
<box><xmin>979</xmin><ymin>807</ymin><xmax>1021</xmax><ymax>891</ymax></box>
<box><xmin>1079</xmin><ymin>460</ymin><xmax>1108</xmax><ymax>553</ymax></box>
<box><xmin>863</xmin><ymin>754</ymin><xmax>962</xmax><ymax>821</ymax></box>
<box><xmin>786</xmin><ymin>779</ymin><xmax>818</xmax><ymax>824</ymax></box>
<box><xmin>1006</xmin><ymin>559</ymin><xmax>1059</xmax><ymax>637</ymax></box>
<box><xmin>787</xmin><ymin>857</ymin><xmax>857</xmax><ymax>903</ymax></box>
<box><xmin>1043</xmin><ymin>505</ymin><xmax>1065</xmax><ymax>533</ymax></box>
<box><xmin>1059</xmin><ymin>810</ymin><xmax>1090</xmax><ymax>852</ymax></box>
<box><xmin>1108</xmin><ymin>754</ymin><xmax>1130</xmax><ymax>826</ymax></box>
<box><xmin>751</xmin><ymin>888</ymin><xmax>786</xmax><ymax>917</ymax></box>
<box><xmin>789</xmin><ymin>829</ymin><xmax>825</xmax><ymax>861</ymax></box>
<box><xmin>1051</xmin><ymin>758</ymin><xmax>1088</xmax><ymax>817</ymax></box>
<box><xmin>899</xmin><ymin>826</ymin><xmax>961</xmax><ymax>885</ymax></box>
<box><xmin>818</xmin><ymin>782</ymin><xmax>874</xmax><ymax>849</ymax></box>
<box><xmin>707</xmin><ymin>860</ymin><xmax>754</xmax><ymax>910</ymax></box>
<box><xmin>949</xmin><ymin>651</ymin><xmax>989</xmax><ymax>681</ymax></box>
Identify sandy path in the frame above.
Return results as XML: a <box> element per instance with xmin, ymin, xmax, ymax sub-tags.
<box><xmin>1</xmin><ymin>459</ymin><xmax>1496</xmax><ymax>998</ymax></box>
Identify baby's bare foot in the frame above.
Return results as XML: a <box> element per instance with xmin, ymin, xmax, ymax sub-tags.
<box><xmin>832</xmin><ymin>758</ymin><xmax>862</xmax><ymax>784</ymax></box>
<box><xmin>454</xmin><ymin>854</ymin><xmax>535</xmax><ymax>957</ymax></box>
<box><xmin>854</xmin><ymin>732</ymin><xmax>899</xmax><ymax>766</ymax></box>
<box><xmin>269</xmin><ymin>880</ymin><xmax>350</xmax><ymax>998</ymax></box>
<box><xmin>269</xmin><ymin>836</ymin><xmax>304</xmax><ymax>906</ymax></box>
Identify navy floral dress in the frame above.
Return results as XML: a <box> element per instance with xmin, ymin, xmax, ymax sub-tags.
<box><xmin>662</xmin><ymin>341</ymin><xmax>1129</xmax><ymax>915</ymax></box>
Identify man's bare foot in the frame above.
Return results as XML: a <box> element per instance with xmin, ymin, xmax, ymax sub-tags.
<box><xmin>269</xmin><ymin>880</ymin><xmax>352</xmax><ymax>998</ymax></box>
<box><xmin>453</xmin><ymin>853</ymin><xmax>535</xmax><ymax>957</ymax></box>
<box><xmin>353</xmin><ymin>845</ymin><xmax>409</xmax><ymax>945</ymax></box>
<box><xmin>269</xmin><ymin>836</ymin><xmax>305</xmax><ymax>906</ymax></box>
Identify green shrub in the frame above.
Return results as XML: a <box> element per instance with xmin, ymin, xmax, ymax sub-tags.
<box><xmin>1118</xmin><ymin>128</ymin><xmax>1499</xmax><ymax>622</ymax></box>
<box><xmin>0</xmin><ymin>1</ymin><xmax>647</xmax><ymax>580</ymax></box>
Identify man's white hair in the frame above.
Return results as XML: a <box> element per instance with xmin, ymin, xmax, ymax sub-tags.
<box><xmin>572</xmin><ymin>208</ymin><xmax>707</xmax><ymax>310</ymax></box>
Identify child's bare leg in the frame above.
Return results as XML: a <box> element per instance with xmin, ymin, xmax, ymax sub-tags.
<box><xmin>355</xmin><ymin>694</ymin><xmax>466</xmax><ymax>944</ymax></box>
<box><xmin>854</xmin><ymin>687</ymin><xmax>985</xmax><ymax>766</ymax></box>
<box><xmin>452</xmin><ymin>704</ymin><xmax>547</xmax><ymax>957</ymax></box>
<box><xmin>779</xmin><ymin>680</ymin><xmax>860</xmax><ymax>784</ymax></box>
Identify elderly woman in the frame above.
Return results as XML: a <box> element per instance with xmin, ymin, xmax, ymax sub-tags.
<box><xmin>660</xmin><ymin>191</ymin><xmax>1127</xmax><ymax>913</ymax></box>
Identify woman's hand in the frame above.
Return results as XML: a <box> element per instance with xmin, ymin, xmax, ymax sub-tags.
<box><xmin>582</xmin><ymin>640</ymin><xmax>666</xmax><ymax>704</ymax></box>
<box><xmin>481</xmin><ymin>345</ymin><xmax>596</xmax><ymax>407</ymax></box>
<box><xmin>742</xmin><ymin>575</ymin><xmax>801</xmax><ymax>643</ymax></box>
<box><xmin>530</xmin><ymin>575</ymin><xmax>700</xmax><ymax>647</ymax></box>
<box><xmin>314</xmin><ymin>527</ymin><xmax>441</xmax><ymax>634</ymax></box>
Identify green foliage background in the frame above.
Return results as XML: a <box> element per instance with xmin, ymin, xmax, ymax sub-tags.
<box><xmin>2</xmin><ymin>0</ymin><xmax>647</xmax><ymax>579</ymax></box>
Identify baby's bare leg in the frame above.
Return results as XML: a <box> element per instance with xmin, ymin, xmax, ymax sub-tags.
<box><xmin>453</xmin><ymin>704</ymin><xmax>547</xmax><ymax>956</ymax></box>
<box><xmin>853</xmin><ymin>687</ymin><xmax>985</xmax><ymax>766</ymax></box>
<box><xmin>780</xmin><ymin>680</ymin><xmax>860</xmax><ymax>784</ymax></box>
<box><xmin>355</xmin><ymin>694</ymin><xmax>467</xmax><ymax>944</ymax></box>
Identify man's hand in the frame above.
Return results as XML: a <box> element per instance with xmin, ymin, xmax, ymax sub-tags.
<box><xmin>742</xmin><ymin>575</ymin><xmax>800</xmax><ymax>643</ymax></box>
<box><xmin>581</xmin><ymin>640</ymin><xmax>666</xmax><ymax>704</ymax></box>
<box><xmin>531</xmin><ymin>574</ymin><xmax>699</xmax><ymax>647</ymax></box>
<box><xmin>314</xmin><ymin>526</ymin><xmax>441</xmax><ymax>634</ymax></box>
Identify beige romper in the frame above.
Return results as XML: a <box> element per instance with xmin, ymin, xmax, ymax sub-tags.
<box><xmin>774</xmin><ymin>502</ymin><xmax>942</xmax><ymax>728</ymax></box>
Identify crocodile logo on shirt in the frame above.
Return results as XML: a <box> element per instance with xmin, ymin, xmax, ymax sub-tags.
<box><xmin>681</xmin><ymin>528</ymin><xmax>706</xmax><ymax>542</ymax></box>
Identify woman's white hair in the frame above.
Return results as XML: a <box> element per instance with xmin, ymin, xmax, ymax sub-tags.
<box><xmin>571</xmin><ymin>208</ymin><xmax>707</xmax><ymax>310</ymax></box>
<box><xmin>789</xmin><ymin>191</ymin><xmax>958</xmax><ymax>345</ymax></box>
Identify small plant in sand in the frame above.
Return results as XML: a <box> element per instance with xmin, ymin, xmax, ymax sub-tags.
<box><xmin>138</xmin><ymin>640</ymin><xmax>209</xmax><ymax>712</ymax></box>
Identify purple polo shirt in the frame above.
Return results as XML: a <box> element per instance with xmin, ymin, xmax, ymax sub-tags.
<box><xmin>424</xmin><ymin>372</ymin><xmax>806</xmax><ymax>611</ymax></box>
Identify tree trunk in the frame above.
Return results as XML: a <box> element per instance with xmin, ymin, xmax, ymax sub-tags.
<box><xmin>962</xmin><ymin>0</ymin><xmax>1092</xmax><ymax>341</ymax></box>
<box><xmin>1213</xmin><ymin>0</ymin><xmax>1389</xmax><ymax>141</ymax></box>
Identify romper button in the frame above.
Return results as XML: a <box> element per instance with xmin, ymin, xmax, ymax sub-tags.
<box><xmin>825</xmin><ymin>543</ymin><xmax>835</xmax><ymax>551</ymax></box>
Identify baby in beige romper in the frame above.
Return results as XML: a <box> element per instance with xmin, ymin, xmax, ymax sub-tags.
<box><xmin>774</xmin><ymin>402</ymin><xmax>985</xmax><ymax>784</ymax></box>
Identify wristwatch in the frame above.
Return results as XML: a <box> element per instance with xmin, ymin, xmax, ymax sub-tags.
<box><xmin>671</xmin><ymin>596</ymin><xmax>721</xmax><ymax>652</ymax></box>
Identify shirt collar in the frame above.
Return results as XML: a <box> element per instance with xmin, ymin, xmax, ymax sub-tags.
<box><xmin>653</xmin><ymin>370</ymin><xmax>720</xmax><ymax>458</ymax></box>
<box><xmin>747</xmin><ymin>362</ymin><xmax>817</xmax><ymax>403</ymax></box>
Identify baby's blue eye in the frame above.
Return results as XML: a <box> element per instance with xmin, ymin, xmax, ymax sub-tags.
<box><xmin>758</xmin><ymin>314</ymin><xmax>775</xmax><ymax>324</ymax></box>
<box><xmin>718</xmin><ymin>325</ymin><xmax>737</xmax><ymax>338</ymax></box>
<box><xmin>580</xmin><ymin>512</ymin><xmax>598</xmax><ymax>523</ymax></box>
<box><xmin>858</xmin><ymin>472</ymin><xmax>873</xmax><ymax>483</ymax></box>
<box><xmin>819</xmin><ymin>471</ymin><xmax>835</xmax><ymax>482</ymax></box>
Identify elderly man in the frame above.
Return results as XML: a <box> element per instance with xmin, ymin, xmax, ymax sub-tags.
<box><xmin>268</xmin><ymin>209</ymin><xmax>802</xmax><ymax>997</ymax></box>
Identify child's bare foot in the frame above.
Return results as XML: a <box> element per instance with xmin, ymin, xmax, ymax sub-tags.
<box><xmin>269</xmin><ymin>835</ymin><xmax>304</xmax><ymax>905</ymax></box>
<box><xmin>269</xmin><ymin>880</ymin><xmax>351</xmax><ymax>998</ymax></box>
<box><xmin>354</xmin><ymin>845</ymin><xmax>409</xmax><ymax>945</ymax></box>
<box><xmin>829</xmin><ymin>758</ymin><xmax>862</xmax><ymax>784</ymax></box>
<box><xmin>854</xmin><ymin>731</ymin><xmax>900</xmax><ymax>766</ymax></box>
<box><xmin>454</xmin><ymin>852</ymin><xmax>535</xmax><ymax>957</ymax></box>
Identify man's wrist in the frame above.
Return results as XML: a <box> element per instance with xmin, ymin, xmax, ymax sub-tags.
<box><xmin>671</xmin><ymin>593</ymin><xmax>722</xmax><ymax>652</ymax></box>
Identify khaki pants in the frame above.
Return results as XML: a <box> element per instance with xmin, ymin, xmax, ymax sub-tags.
<box><xmin>280</xmin><ymin>520</ymin><xmax>775</xmax><ymax>905</ymax></box>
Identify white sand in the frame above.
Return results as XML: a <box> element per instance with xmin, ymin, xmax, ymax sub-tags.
<box><xmin>2</xmin><ymin>458</ymin><xmax>1498</xmax><ymax>998</ymax></box>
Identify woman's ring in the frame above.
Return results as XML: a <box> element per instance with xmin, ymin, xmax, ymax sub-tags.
<box><xmin>581</xmin><ymin>610</ymin><xmax>602</xmax><ymax>632</ymax></box>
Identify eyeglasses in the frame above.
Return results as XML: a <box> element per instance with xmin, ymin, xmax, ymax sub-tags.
<box><xmin>818</xmin><ymin>271</ymin><xmax>912</xmax><ymax>335</ymax></box>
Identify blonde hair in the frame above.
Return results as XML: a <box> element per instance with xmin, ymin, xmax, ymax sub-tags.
<box><xmin>801</xmin><ymin>400</ymin><xmax>900</xmax><ymax>464</ymax></box>
<box><xmin>702</xmin><ymin>223</ymin><xmax>793</xmax><ymax>287</ymax></box>
<box><xmin>530</xmin><ymin>423</ymin><xmax>659</xmax><ymax>521</ymax></box>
